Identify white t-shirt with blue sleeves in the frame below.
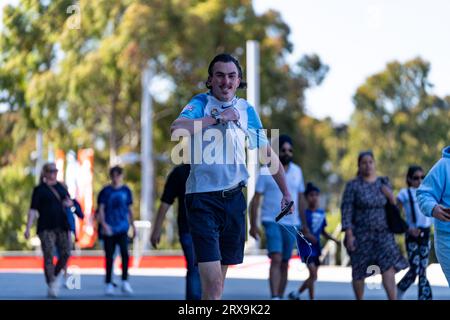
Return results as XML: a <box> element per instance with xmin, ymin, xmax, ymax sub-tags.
<box><xmin>178</xmin><ymin>92</ymin><xmax>268</xmax><ymax>194</ymax></box>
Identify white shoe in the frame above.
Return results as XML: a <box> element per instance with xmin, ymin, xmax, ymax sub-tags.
<box><xmin>105</xmin><ymin>283</ymin><xmax>115</xmax><ymax>296</ymax></box>
<box><xmin>271</xmin><ymin>296</ymin><xmax>281</xmax><ymax>300</ymax></box>
<box><xmin>288</xmin><ymin>290</ymin><xmax>301</xmax><ymax>300</ymax></box>
<box><xmin>48</xmin><ymin>274</ymin><xmax>62</xmax><ymax>298</ymax></box>
<box><xmin>121</xmin><ymin>281</ymin><xmax>134</xmax><ymax>295</ymax></box>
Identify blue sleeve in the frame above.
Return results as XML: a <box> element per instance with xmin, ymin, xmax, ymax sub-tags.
<box><xmin>178</xmin><ymin>94</ymin><xmax>207</xmax><ymax>119</ymax></box>
<box><xmin>417</xmin><ymin>159</ymin><xmax>446</xmax><ymax>217</ymax></box>
<box><xmin>126</xmin><ymin>187</ymin><xmax>133</xmax><ymax>206</ymax></box>
<box><xmin>98</xmin><ymin>188</ymin><xmax>108</xmax><ymax>205</ymax></box>
<box><xmin>246</xmin><ymin>106</ymin><xmax>268</xmax><ymax>149</ymax></box>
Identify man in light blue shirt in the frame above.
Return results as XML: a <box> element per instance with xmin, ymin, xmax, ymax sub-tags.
<box><xmin>170</xmin><ymin>53</ymin><xmax>293</xmax><ymax>300</ymax></box>
<box><xmin>417</xmin><ymin>146</ymin><xmax>450</xmax><ymax>285</ymax></box>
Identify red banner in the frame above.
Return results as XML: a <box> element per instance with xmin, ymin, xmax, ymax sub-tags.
<box><xmin>55</xmin><ymin>149</ymin><xmax>65</xmax><ymax>182</ymax></box>
<box><xmin>76</xmin><ymin>148</ymin><xmax>97</xmax><ymax>248</ymax></box>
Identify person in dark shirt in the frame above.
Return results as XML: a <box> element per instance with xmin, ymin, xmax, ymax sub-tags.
<box><xmin>98</xmin><ymin>165</ymin><xmax>135</xmax><ymax>296</ymax></box>
<box><xmin>150</xmin><ymin>164</ymin><xmax>201</xmax><ymax>300</ymax></box>
<box><xmin>24</xmin><ymin>162</ymin><xmax>73</xmax><ymax>298</ymax></box>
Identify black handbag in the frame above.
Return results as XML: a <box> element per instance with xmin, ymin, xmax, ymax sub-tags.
<box><xmin>385</xmin><ymin>201</ymin><xmax>408</xmax><ymax>234</ymax></box>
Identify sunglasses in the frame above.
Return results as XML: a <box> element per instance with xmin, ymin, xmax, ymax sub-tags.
<box><xmin>47</xmin><ymin>169</ymin><xmax>58</xmax><ymax>173</ymax></box>
<box><xmin>411</xmin><ymin>175</ymin><xmax>425</xmax><ymax>181</ymax></box>
<box><xmin>280</xmin><ymin>148</ymin><xmax>293</xmax><ymax>153</ymax></box>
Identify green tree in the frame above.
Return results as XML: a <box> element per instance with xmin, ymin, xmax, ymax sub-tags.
<box><xmin>0</xmin><ymin>0</ymin><xmax>329</xmax><ymax>249</ymax></box>
<box><xmin>340</xmin><ymin>57</ymin><xmax>450</xmax><ymax>189</ymax></box>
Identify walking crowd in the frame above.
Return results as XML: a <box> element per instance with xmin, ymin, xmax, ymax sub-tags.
<box><xmin>23</xmin><ymin>53</ymin><xmax>450</xmax><ymax>300</ymax></box>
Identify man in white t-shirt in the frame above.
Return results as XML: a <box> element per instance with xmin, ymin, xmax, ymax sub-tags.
<box><xmin>170</xmin><ymin>54</ymin><xmax>293</xmax><ymax>300</ymax></box>
<box><xmin>249</xmin><ymin>135</ymin><xmax>306</xmax><ymax>300</ymax></box>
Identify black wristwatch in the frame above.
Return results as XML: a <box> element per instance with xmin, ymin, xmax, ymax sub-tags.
<box><xmin>211</xmin><ymin>110</ymin><xmax>221</xmax><ymax>125</ymax></box>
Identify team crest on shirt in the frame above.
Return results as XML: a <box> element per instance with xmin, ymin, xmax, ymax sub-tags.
<box><xmin>182</xmin><ymin>105</ymin><xmax>194</xmax><ymax>112</ymax></box>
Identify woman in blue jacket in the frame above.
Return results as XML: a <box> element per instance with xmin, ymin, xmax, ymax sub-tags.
<box><xmin>417</xmin><ymin>146</ymin><xmax>450</xmax><ymax>286</ymax></box>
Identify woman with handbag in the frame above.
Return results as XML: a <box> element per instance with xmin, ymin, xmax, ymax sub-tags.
<box><xmin>341</xmin><ymin>151</ymin><xmax>408</xmax><ymax>300</ymax></box>
<box><xmin>24</xmin><ymin>162</ymin><xmax>73</xmax><ymax>298</ymax></box>
<box><xmin>396</xmin><ymin>166</ymin><xmax>432</xmax><ymax>300</ymax></box>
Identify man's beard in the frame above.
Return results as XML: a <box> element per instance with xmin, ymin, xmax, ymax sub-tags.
<box><xmin>280</xmin><ymin>155</ymin><xmax>292</xmax><ymax>165</ymax></box>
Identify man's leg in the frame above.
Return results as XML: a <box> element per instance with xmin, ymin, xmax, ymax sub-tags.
<box><xmin>279</xmin><ymin>260</ymin><xmax>289</xmax><ymax>297</ymax></box>
<box><xmin>117</xmin><ymin>233</ymin><xmax>129</xmax><ymax>281</ymax></box>
<box><xmin>269</xmin><ymin>253</ymin><xmax>283</xmax><ymax>298</ymax></box>
<box><xmin>180</xmin><ymin>232</ymin><xmax>201</xmax><ymax>300</ymax></box>
<box><xmin>198</xmin><ymin>261</ymin><xmax>224</xmax><ymax>300</ymax></box>
<box><xmin>103</xmin><ymin>235</ymin><xmax>115</xmax><ymax>284</ymax></box>
<box><xmin>262</xmin><ymin>221</ymin><xmax>283</xmax><ymax>298</ymax></box>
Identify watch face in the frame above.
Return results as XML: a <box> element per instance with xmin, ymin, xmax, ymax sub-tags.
<box><xmin>211</xmin><ymin>108</ymin><xmax>219</xmax><ymax>116</ymax></box>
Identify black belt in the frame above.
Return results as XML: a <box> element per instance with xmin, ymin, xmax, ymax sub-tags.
<box><xmin>206</xmin><ymin>181</ymin><xmax>246</xmax><ymax>198</ymax></box>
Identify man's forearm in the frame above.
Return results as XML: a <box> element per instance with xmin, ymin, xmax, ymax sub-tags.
<box><xmin>249</xmin><ymin>199</ymin><xmax>259</xmax><ymax>228</ymax></box>
<box><xmin>170</xmin><ymin>117</ymin><xmax>216</xmax><ymax>135</ymax></box>
<box><xmin>99</xmin><ymin>207</ymin><xmax>107</xmax><ymax>225</ymax></box>
<box><xmin>153</xmin><ymin>202</ymin><xmax>170</xmax><ymax>230</ymax></box>
<box><xmin>272</xmin><ymin>163</ymin><xmax>289</xmax><ymax>196</ymax></box>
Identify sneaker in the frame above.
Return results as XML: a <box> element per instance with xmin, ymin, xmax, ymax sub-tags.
<box><xmin>121</xmin><ymin>280</ymin><xmax>134</xmax><ymax>295</ymax></box>
<box><xmin>49</xmin><ymin>274</ymin><xmax>62</xmax><ymax>298</ymax></box>
<box><xmin>288</xmin><ymin>290</ymin><xmax>301</xmax><ymax>300</ymax></box>
<box><xmin>271</xmin><ymin>296</ymin><xmax>281</xmax><ymax>300</ymax></box>
<box><xmin>105</xmin><ymin>283</ymin><xmax>115</xmax><ymax>296</ymax></box>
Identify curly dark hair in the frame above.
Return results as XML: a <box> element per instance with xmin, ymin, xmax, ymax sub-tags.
<box><xmin>206</xmin><ymin>53</ymin><xmax>247</xmax><ymax>90</ymax></box>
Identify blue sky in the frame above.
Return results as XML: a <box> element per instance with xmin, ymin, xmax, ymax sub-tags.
<box><xmin>253</xmin><ymin>0</ymin><xmax>450</xmax><ymax>123</ymax></box>
<box><xmin>2</xmin><ymin>1</ymin><xmax>450</xmax><ymax>123</ymax></box>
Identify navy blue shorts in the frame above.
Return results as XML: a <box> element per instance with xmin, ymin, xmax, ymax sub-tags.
<box><xmin>185</xmin><ymin>190</ymin><xmax>247</xmax><ymax>265</ymax></box>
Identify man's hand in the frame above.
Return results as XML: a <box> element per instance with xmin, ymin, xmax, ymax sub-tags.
<box><xmin>24</xmin><ymin>228</ymin><xmax>30</xmax><ymax>240</ymax></box>
<box><xmin>150</xmin><ymin>227</ymin><xmax>162</xmax><ymax>249</ymax></box>
<box><xmin>432</xmin><ymin>205</ymin><xmax>450</xmax><ymax>222</ymax></box>
<box><xmin>102</xmin><ymin>223</ymin><xmax>113</xmax><ymax>236</ymax></box>
<box><xmin>219</xmin><ymin>107</ymin><xmax>240</xmax><ymax>123</ymax></box>
<box><xmin>281</xmin><ymin>193</ymin><xmax>294</xmax><ymax>213</ymax></box>
<box><xmin>249</xmin><ymin>225</ymin><xmax>261</xmax><ymax>240</ymax></box>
